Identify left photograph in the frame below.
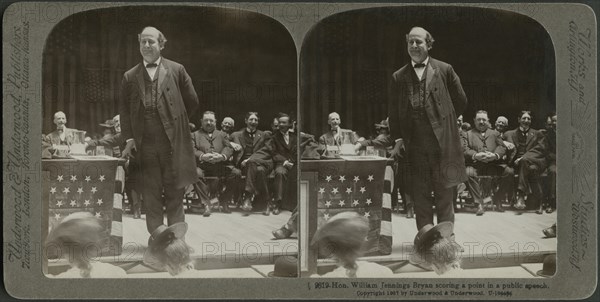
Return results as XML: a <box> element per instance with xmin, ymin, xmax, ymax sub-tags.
<box><xmin>41</xmin><ymin>6</ymin><xmax>298</xmax><ymax>278</ymax></box>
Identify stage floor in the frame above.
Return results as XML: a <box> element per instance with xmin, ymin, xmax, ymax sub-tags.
<box><xmin>335</xmin><ymin>208</ymin><xmax>557</xmax><ymax>270</ymax></box>
<box><xmin>47</xmin><ymin>206</ymin><xmax>556</xmax><ymax>276</ymax></box>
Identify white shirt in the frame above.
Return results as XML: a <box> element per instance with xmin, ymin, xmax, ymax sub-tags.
<box><xmin>331</xmin><ymin>127</ymin><xmax>340</xmax><ymax>144</ymax></box>
<box><xmin>412</xmin><ymin>56</ymin><xmax>430</xmax><ymax>81</ymax></box>
<box><xmin>282</xmin><ymin>131</ymin><xmax>290</xmax><ymax>145</ymax></box>
<box><xmin>144</xmin><ymin>57</ymin><xmax>162</xmax><ymax>80</ymax></box>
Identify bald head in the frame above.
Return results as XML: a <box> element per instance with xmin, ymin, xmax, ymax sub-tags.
<box><xmin>328</xmin><ymin>112</ymin><xmax>341</xmax><ymax>130</ymax></box>
<box><xmin>53</xmin><ymin>111</ymin><xmax>67</xmax><ymax>130</ymax></box>
<box><xmin>406</xmin><ymin>27</ymin><xmax>434</xmax><ymax>64</ymax></box>
<box><xmin>138</xmin><ymin>26</ymin><xmax>166</xmax><ymax>63</ymax></box>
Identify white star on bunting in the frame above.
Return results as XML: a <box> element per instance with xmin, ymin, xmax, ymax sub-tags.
<box><xmin>54</xmin><ymin>213</ymin><xmax>61</xmax><ymax>220</ymax></box>
<box><xmin>318</xmin><ymin>188</ymin><xmax>325</xmax><ymax>194</ymax></box>
<box><xmin>70</xmin><ymin>200</ymin><xmax>77</xmax><ymax>207</ymax></box>
<box><xmin>352</xmin><ymin>200</ymin><xmax>359</xmax><ymax>206</ymax></box>
<box><xmin>77</xmin><ymin>187</ymin><xmax>83</xmax><ymax>194</ymax></box>
<box><xmin>56</xmin><ymin>200</ymin><xmax>63</xmax><ymax>207</ymax></box>
<box><xmin>50</xmin><ymin>187</ymin><xmax>57</xmax><ymax>194</ymax></box>
<box><xmin>345</xmin><ymin>187</ymin><xmax>352</xmax><ymax>194</ymax></box>
<box><xmin>325</xmin><ymin>175</ymin><xmax>332</xmax><ymax>182</ymax></box>
<box><xmin>353</xmin><ymin>176</ymin><xmax>360</xmax><ymax>182</ymax></box>
<box><xmin>96</xmin><ymin>199</ymin><xmax>103</xmax><ymax>205</ymax></box>
<box><xmin>360</xmin><ymin>187</ymin><xmax>366</xmax><ymax>193</ymax></box>
<box><xmin>325</xmin><ymin>200</ymin><xmax>332</xmax><ymax>207</ymax></box>
<box><xmin>85</xmin><ymin>176</ymin><xmax>91</xmax><ymax>182</ymax></box>
<box><xmin>366</xmin><ymin>198</ymin><xmax>372</xmax><ymax>205</ymax></box>
<box><xmin>91</xmin><ymin>187</ymin><xmax>97</xmax><ymax>194</ymax></box>
<box><xmin>339</xmin><ymin>175</ymin><xmax>346</xmax><ymax>182</ymax></box>
<box><xmin>338</xmin><ymin>200</ymin><xmax>345</xmax><ymax>207</ymax></box>
<box><xmin>331</xmin><ymin>187</ymin><xmax>339</xmax><ymax>194</ymax></box>
<box><xmin>95</xmin><ymin>212</ymin><xmax>101</xmax><ymax>218</ymax></box>
<box><xmin>367</xmin><ymin>175</ymin><xmax>374</xmax><ymax>182</ymax></box>
<box><xmin>323</xmin><ymin>213</ymin><xmax>330</xmax><ymax>220</ymax></box>
<box><xmin>99</xmin><ymin>175</ymin><xmax>105</xmax><ymax>182</ymax></box>
<box><xmin>364</xmin><ymin>211</ymin><xmax>371</xmax><ymax>218</ymax></box>
<box><xmin>57</xmin><ymin>175</ymin><xmax>63</xmax><ymax>182</ymax></box>
<box><xmin>62</xmin><ymin>187</ymin><xmax>70</xmax><ymax>194</ymax></box>
<box><xmin>84</xmin><ymin>200</ymin><xmax>91</xmax><ymax>206</ymax></box>
<box><xmin>70</xmin><ymin>175</ymin><xmax>77</xmax><ymax>181</ymax></box>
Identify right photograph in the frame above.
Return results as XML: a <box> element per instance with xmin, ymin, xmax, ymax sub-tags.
<box><xmin>297</xmin><ymin>6</ymin><xmax>556</xmax><ymax>278</ymax></box>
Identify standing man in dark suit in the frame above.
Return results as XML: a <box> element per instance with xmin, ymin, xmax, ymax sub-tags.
<box><xmin>120</xmin><ymin>26</ymin><xmax>199</xmax><ymax>234</ymax></box>
<box><xmin>191</xmin><ymin>111</ymin><xmax>240</xmax><ymax>216</ymax></box>
<box><xmin>387</xmin><ymin>27</ymin><xmax>468</xmax><ymax>231</ymax></box>
<box><xmin>462</xmin><ymin>110</ymin><xmax>510</xmax><ymax>215</ymax></box>
<box><xmin>504</xmin><ymin>111</ymin><xmax>547</xmax><ymax>213</ymax></box>
<box><xmin>268</xmin><ymin>113</ymin><xmax>297</xmax><ymax>214</ymax></box>
<box><xmin>231</xmin><ymin>112</ymin><xmax>273</xmax><ymax>215</ymax></box>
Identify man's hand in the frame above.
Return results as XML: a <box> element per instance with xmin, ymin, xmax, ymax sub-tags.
<box><xmin>283</xmin><ymin>160</ymin><xmax>294</xmax><ymax>169</ymax></box>
<box><xmin>390</xmin><ymin>140</ymin><xmax>405</xmax><ymax>159</ymax></box>
<box><xmin>474</xmin><ymin>152</ymin><xmax>487</xmax><ymax>162</ymax></box>
<box><xmin>230</xmin><ymin>142</ymin><xmax>242</xmax><ymax>152</ymax></box>
<box><xmin>514</xmin><ymin>157</ymin><xmax>522</xmax><ymax>166</ymax></box>
<box><xmin>481</xmin><ymin>152</ymin><xmax>497</xmax><ymax>163</ymax></box>
<box><xmin>121</xmin><ymin>139</ymin><xmax>136</xmax><ymax>159</ymax></box>
<box><xmin>354</xmin><ymin>143</ymin><xmax>362</xmax><ymax>153</ymax></box>
<box><xmin>241</xmin><ymin>159</ymin><xmax>249</xmax><ymax>167</ymax></box>
<box><xmin>503</xmin><ymin>141</ymin><xmax>515</xmax><ymax>150</ymax></box>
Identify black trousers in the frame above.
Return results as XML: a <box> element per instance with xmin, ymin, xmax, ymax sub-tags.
<box><xmin>243</xmin><ymin>161</ymin><xmax>271</xmax><ymax>208</ymax></box>
<box><xmin>465</xmin><ymin>164</ymin><xmax>513</xmax><ymax>204</ymax></box>
<box><xmin>193</xmin><ymin>163</ymin><xmax>241</xmax><ymax>206</ymax></box>
<box><xmin>515</xmin><ymin>157</ymin><xmax>543</xmax><ymax>207</ymax></box>
<box><xmin>273</xmin><ymin>164</ymin><xmax>296</xmax><ymax>209</ymax></box>
<box><xmin>140</xmin><ymin>122</ymin><xmax>185</xmax><ymax>234</ymax></box>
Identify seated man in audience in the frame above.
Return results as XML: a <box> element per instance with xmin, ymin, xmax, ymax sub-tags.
<box><xmin>221</xmin><ymin>117</ymin><xmax>235</xmax><ymax>139</ymax></box>
<box><xmin>504</xmin><ymin>110</ymin><xmax>547</xmax><ymax>213</ymax></box>
<box><xmin>355</xmin><ymin>119</ymin><xmax>414</xmax><ymax>217</ymax></box>
<box><xmin>266</xmin><ymin>113</ymin><xmax>297</xmax><ymax>216</ymax></box>
<box><xmin>44</xmin><ymin>111</ymin><xmax>83</xmax><ymax>152</ymax></box>
<box><xmin>462</xmin><ymin>110</ymin><xmax>509</xmax><ymax>215</ymax></box>
<box><xmin>319</xmin><ymin>112</ymin><xmax>362</xmax><ymax>157</ymax></box>
<box><xmin>231</xmin><ymin>112</ymin><xmax>274</xmax><ymax>215</ymax></box>
<box><xmin>192</xmin><ymin>111</ymin><xmax>241</xmax><ymax>216</ymax></box>
<box><xmin>544</xmin><ymin>113</ymin><xmax>556</xmax><ymax>213</ymax></box>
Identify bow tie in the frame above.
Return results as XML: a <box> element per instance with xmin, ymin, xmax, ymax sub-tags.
<box><xmin>146</xmin><ymin>63</ymin><xmax>158</xmax><ymax>68</ymax></box>
<box><xmin>414</xmin><ymin>63</ymin><xmax>426</xmax><ymax>68</ymax></box>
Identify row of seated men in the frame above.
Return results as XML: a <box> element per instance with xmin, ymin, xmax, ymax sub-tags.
<box><xmin>188</xmin><ymin>111</ymin><xmax>301</xmax><ymax>217</ymax></box>
<box><xmin>459</xmin><ymin>110</ymin><xmax>556</xmax><ymax>216</ymax></box>
<box><xmin>329</xmin><ymin>109</ymin><xmax>557</xmax><ymax>218</ymax></box>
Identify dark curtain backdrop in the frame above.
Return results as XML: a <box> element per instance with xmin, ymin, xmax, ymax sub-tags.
<box><xmin>300</xmin><ymin>7</ymin><xmax>556</xmax><ymax>139</ymax></box>
<box><xmin>43</xmin><ymin>6</ymin><xmax>297</xmax><ymax>136</ymax></box>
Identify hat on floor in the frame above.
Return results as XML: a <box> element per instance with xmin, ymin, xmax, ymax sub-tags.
<box><xmin>536</xmin><ymin>254</ymin><xmax>556</xmax><ymax>277</ymax></box>
<box><xmin>268</xmin><ymin>256</ymin><xmax>298</xmax><ymax>277</ymax></box>
<box><xmin>143</xmin><ymin>222</ymin><xmax>188</xmax><ymax>271</ymax></box>
<box><xmin>413</xmin><ymin>221</ymin><xmax>454</xmax><ymax>253</ymax></box>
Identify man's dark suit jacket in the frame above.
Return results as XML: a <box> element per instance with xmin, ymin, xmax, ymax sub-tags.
<box><xmin>462</xmin><ymin>128</ymin><xmax>507</xmax><ymax>165</ymax></box>
<box><xmin>268</xmin><ymin>131</ymin><xmax>297</xmax><ymax>165</ymax></box>
<box><xmin>388</xmin><ymin>57</ymin><xmax>468</xmax><ymax>187</ymax></box>
<box><xmin>120</xmin><ymin>58</ymin><xmax>199</xmax><ymax>189</ymax></box>
<box><xmin>192</xmin><ymin>129</ymin><xmax>234</xmax><ymax>164</ymax></box>
<box><xmin>504</xmin><ymin>127</ymin><xmax>547</xmax><ymax>170</ymax></box>
<box><xmin>230</xmin><ymin>129</ymin><xmax>268</xmax><ymax>167</ymax></box>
